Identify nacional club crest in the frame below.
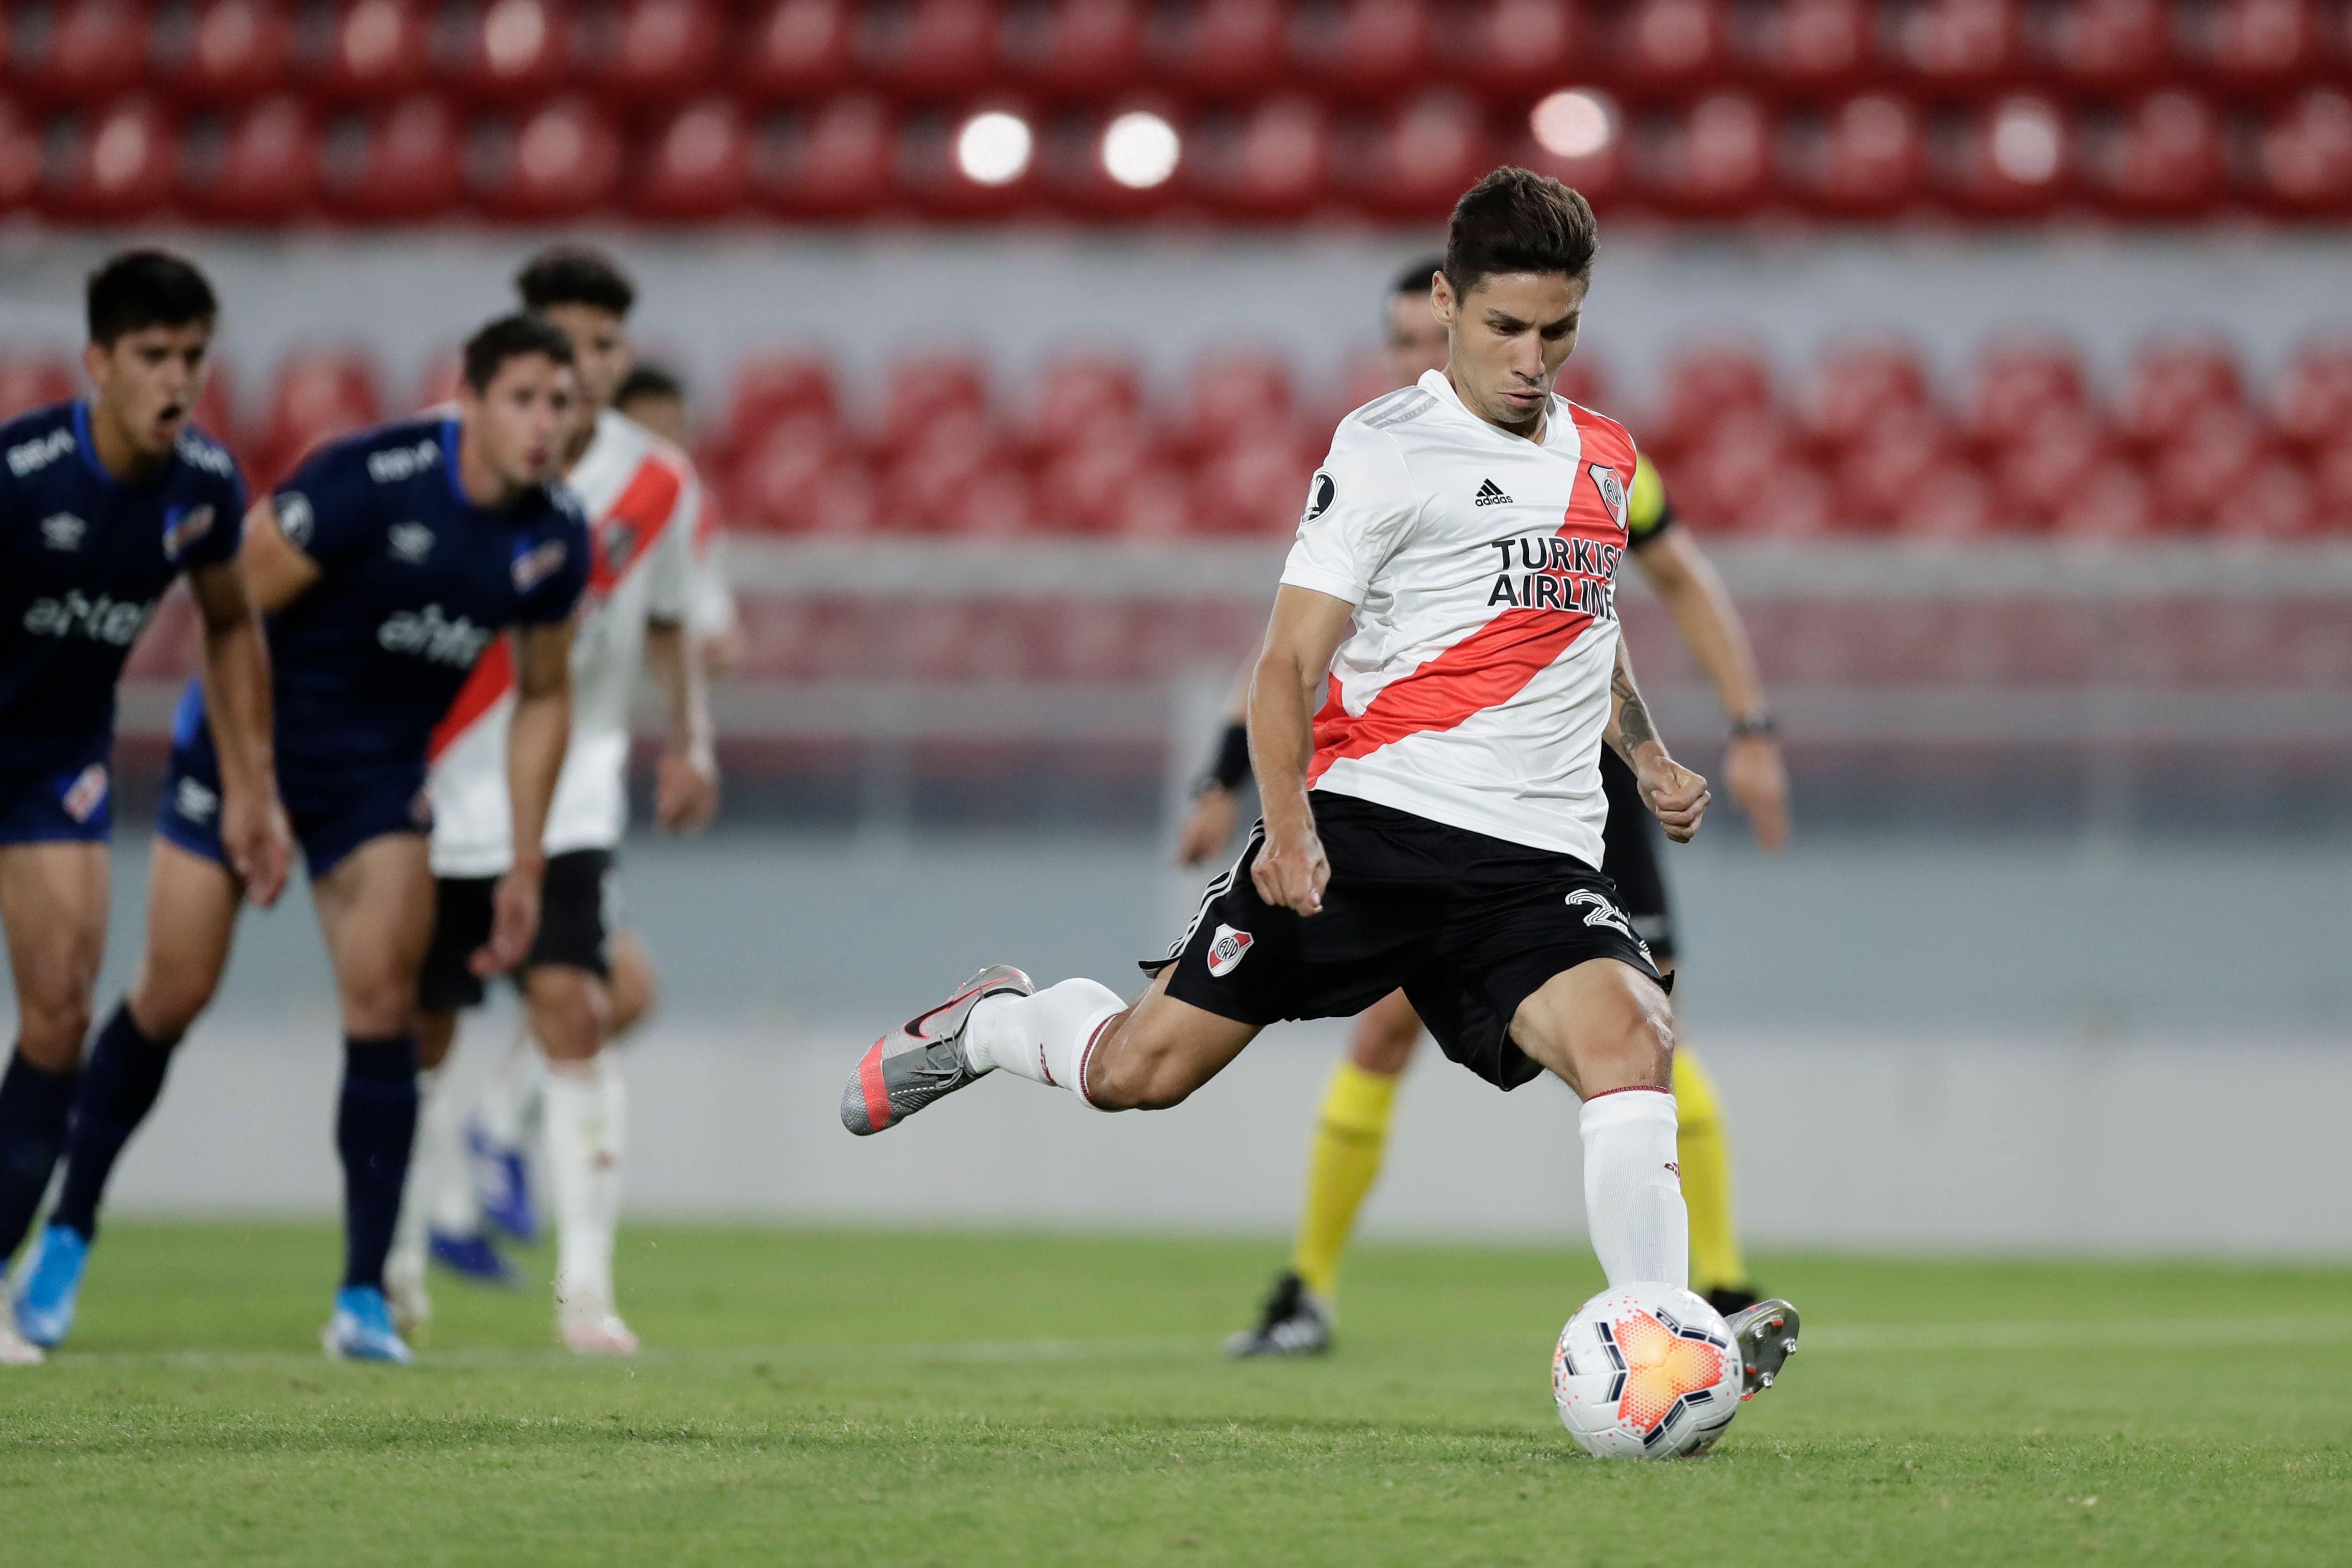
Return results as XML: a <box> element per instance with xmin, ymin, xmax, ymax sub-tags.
<box><xmin>512</xmin><ymin>538</ymin><xmax>570</xmax><ymax>592</ymax></box>
<box><xmin>61</xmin><ymin>763</ymin><xmax>109</xmax><ymax>823</ymax></box>
<box><xmin>1207</xmin><ymin>923</ymin><xmax>1255</xmax><ymax>977</ymax></box>
<box><xmin>1586</xmin><ymin>463</ymin><xmax>1627</xmax><ymax>529</ymax></box>
<box><xmin>161</xmin><ymin>504</ymin><xmax>215</xmax><ymax>561</ymax></box>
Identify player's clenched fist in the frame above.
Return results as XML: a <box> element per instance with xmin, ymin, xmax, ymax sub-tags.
<box><xmin>1252</xmin><ymin>820</ymin><xmax>1330</xmax><ymax>916</ymax></box>
<box><xmin>1637</xmin><ymin>756</ymin><xmax>1710</xmax><ymax>843</ymax></box>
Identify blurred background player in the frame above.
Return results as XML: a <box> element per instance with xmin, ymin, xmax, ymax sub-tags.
<box><xmin>613</xmin><ymin>365</ymin><xmax>746</xmax><ymax>679</ymax></box>
<box><xmin>397</xmin><ymin>251</ymin><xmax>718</xmax><ymax>1353</ymax></box>
<box><xmin>1182</xmin><ymin>255</ymin><xmax>1792</xmax><ymax>1356</ymax></box>
<box><xmin>9</xmin><ymin>314</ymin><xmax>588</xmax><ymax>1364</ymax></box>
<box><xmin>0</xmin><ymin>252</ymin><xmax>286</xmax><ymax>1366</ymax></box>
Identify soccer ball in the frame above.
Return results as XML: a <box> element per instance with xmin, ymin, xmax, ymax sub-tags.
<box><xmin>1552</xmin><ymin>1282</ymin><xmax>1742</xmax><ymax>1459</ymax></box>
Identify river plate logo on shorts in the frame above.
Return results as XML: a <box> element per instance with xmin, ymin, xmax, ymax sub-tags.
<box><xmin>1207</xmin><ymin>923</ymin><xmax>1254</xmax><ymax>977</ymax></box>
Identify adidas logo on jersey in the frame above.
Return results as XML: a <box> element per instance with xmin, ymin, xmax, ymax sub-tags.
<box><xmin>377</xmin><ymin>603</ymin><xmax>493</xmax><ymax>667</ymax></box>
<box><xmin>1474</xmin><ymin>478</ymin><xmax>1512</xmax><ymax>507</ymax></box>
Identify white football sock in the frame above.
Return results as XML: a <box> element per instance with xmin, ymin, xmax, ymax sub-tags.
<box><xmin>422</xmin><ymin>1063</ymin><xmax>482</xmax><ymax>1237</ymax></box>
<box><xmin>1580</xmin><ymin>1087</ymin><xmax>1690</xmax><ymax>1289</ymax></box>
<box><xmin>386</xmin><ymin>1065</ymin><xmax>446</xmax><ymax>1291</ymax></box>
<box><xmin>543</xmin><ymin>1049</ymin><xmax>624</xmax><ymax>1312</ymax></box>
<box><xmin>962</xmin><ymin>979</ymin><xmax>1125</xmax><ymax>1105</ymax></box>
<box><xmin>472</xmin><ymin>1030</ymin><xmax>543</xmax><ymax>1150</ymax></box>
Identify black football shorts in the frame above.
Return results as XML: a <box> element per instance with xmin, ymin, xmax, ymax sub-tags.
<box><xmin>1146</xmin><ymin>791</ymin><xmax>1663</xmax><ymax>1090</ymax></box>
<box><xmin>1598</xmin><ymin>747</ymin><xmax>1676</xmax><ymax>964</ymax></box>
<box><xmin>415</xmin><ymin>848</ymin><xmax>617</xmax><ymax>1012</ymax></box>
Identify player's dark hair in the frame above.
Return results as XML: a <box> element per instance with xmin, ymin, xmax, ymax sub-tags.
<box><xmin>1443</xmin><ymin>168</ymin><xmax>1598</xmax><ymax>299</ymax></box>
<box><xmin>515</xmin><ymin>246</ymin><xmax>636</xmax><ymax>317</ymax></box>
<box><xmin>1390</xmin><ymin>253</ymin><xmax>1447</xmax><ymax>300</ymax></box>
<box><xmin>615</xmin><ymin>364</ymin><xmax>684</xmax><ymax>409</ymax></box>
<box><xmin>85</xmin><ymin>250</ymin><xmax>218</xmax><ymax>346</ymax></box>
<box><xmin>462</xmin><ymin>312</ymin><xmax>576</xmax><ymax>392</ymax></box>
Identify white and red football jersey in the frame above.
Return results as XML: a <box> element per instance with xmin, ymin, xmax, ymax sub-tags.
<box><xmin>1283</xmin><ymin>368</ymin><xmax>1639</xmax><ymax>870</ymax></box>
<box><xmin>427</xmin><ymin>409</ymin><xmax>703</xmax><ymax>876</ymax></box>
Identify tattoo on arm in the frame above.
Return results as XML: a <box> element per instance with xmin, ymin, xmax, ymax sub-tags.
<box><xmin>1608</xmin><ymin>645</ymin><xmax>1659</xmax><ymax>763</ymax></box>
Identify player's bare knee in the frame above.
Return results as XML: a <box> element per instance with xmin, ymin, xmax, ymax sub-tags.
<box><xmin>527</xmin><ymin>969</ymin><xmax>607</xmax><ymax>1061</ymax></box>
<box><xmin>339</xmin><ymin>965</ymin><xmax>420</xmax><ymax>1038</ymax></box>
<box><xmin>14</xmin><ymin>986</ymin><xmax>94</xmax><ymax>1066</ymax></box>
<box><xmin>129</xmin><ymin>956</ymin><xmax>217</xmax><ymax>1042</ymax></box>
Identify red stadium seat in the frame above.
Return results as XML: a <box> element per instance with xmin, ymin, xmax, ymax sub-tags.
<box><xmin>166</xmin><ymin>0</ymin><xmax>295</xmax><ymax>103</ymax></box>
<box><xmin>1617</xmin><ymin>0</ymin><xmax>1732</xmax><ymax>94</ymax></box>
<box><xmin>54</xmin><ymin>97</ymin><xmax>177</xmax><ymax>220</ymax></box>
<box><xmin>1805</xmin><ymin>341</ymin><xmax>1931</xmax><ymax>454</ymax></box>
<box><xmin>15</xmin><ymin>0</ymin><xmax>151</xmax><ymax>105</ymax></box>
<box><xmin>632</xmin><ymin>96</ymin><xmax>750</xmax><ymax>219</ymax></box>
<box><xmin>1938</xmin><ymin>93</ymin><xmax>2073</xmax><ymax>214</ymax></box>
<box><xmin>1297</xmin><ymin>0</ymin><xmax>1432</xmax><ymax>98</ymax></box>
<box><xmin>1184</xmin><ymin>96</ymin><xmax>1331</xmax><ymax>219</ymax></box>
<box><xmin>730</xmin><ymin>414</ymin><xmax>874</xmax><ymax>534</ymax></box>
<box><xmin>1738</xmin><ymin>461</ymin><xmax>1838</xmax><ymax>538</ymax></box>
<box><xmin>315</xmin><ymin>0</ymin><xmax>432</xmax><ymax>100</ymax></box>
<box><xmin>1004</xmin><ymin>0</ymin><xmax>1146</xmax><ymax>96</ymax></box>
<box><xmin>2199</xmin><ymin>0</ymin><xmax>2324</xmax><ymax>89</ymax></box>
<box><xmin>321</xmin><ymin>94</ymin><xmax>464</xmax><ymax>218</ymax></box>
<box><xmin>191</xmin><ymin>362</ymin><xmax>236</xmax><ymax>446</ymax></box>
<box><xmin>1435</xmin><ymin>0</ymin><xmax>1582</xmax><ymax>97</ymax></box>
<box><xmin>1516</xmin><ymin>87</ymin><xmax>1628</xmax><ymax>208</ymax></box>
<box><xmin>2211</xmin><ymin>454</ymin><xmax>2319</xmax><ymax>539</ymax></box>
<box><xmin>1556</xmin><ymin>354</ymin><xmax>1614</xmax><ymax>413</ymax></box>
<box><xmin>1034</xmin><ymin>431</ymin><xmax>1192</xmax><ymax>536</ymax></box>
<box><xmin>477</xmin><ymin>98</ymin><xmax>621</xmax><ymax>218</ymax></box>
<box><xmin>1345</xmin><ymin>90</ymin><xmax>1490</xmax><ymax>221</ymax></box>
<box><xmin>0</xmin><ymin>98</ymin><xmax>41</xmax><ymax>211</ymax></box>
<box><xmin>1990</xmin><ymin>406</ymin><xmax>2111</xmax><ymax>525</ymax></box>
<box><xmin>1804</xmin><ymin>94</ymin><xmax>1926</xmax><ymax>216</ymax></box>
<box><xmin>2048</xmin><ymin>457</ymin><xmax>2158</xmax><ymax>538</ymax></box>
<box><xmin>2150</xmin><ymin>405</ymin><xmax>2271</xmax><ymax>527</ymax></box>
<box><xmin>892</xmin><ymin>105</ymin><xmax>1042</xmax><ymax>218</ymax></box>
<box><xmin>1652</xmin><ymin>93</ymin><xmax>1774</xmax><ymax>218</ymax></box>
<box><xmin>882</xmin><ymin>355</ymin><xmax>993</xmax><ymax>451</ymax></box>
<box><xmin>411</xmin><ymin>347</ymin><xmax>464</xmax><ymax>411</ymax></box>
<box><xmin>2273</xmin><ymin>340</ymin><xmax>2352</xmax><ymax>453</ymax></box>
<box><xmin>2259</xmin><ymin>89</ymin><xmax>2352</xmax><ymax>216</ymax></box>
<box><xmin>2122</xmin><ymin>339</ymin><xmax>2243</xmax><ymax>448</ymax></box>
<box><xmin>182</xmin><ymin>93</ymin><xmax>318</xmax><ymax>221</ymax></box>
<box><xmin>1756</xmin><ymin>0</ymin><xmax>1874</xmax><ymax>96</ymax></box>
<box><xmin>1896</xmin><ymin>460</ymin><xmax>2000</xmax><ymax>538</ymax></box>
<box><xmin>1189</xmin><ymin>430</ymin><xmax>1316</xmax><ymax>535</ymax></box>
<box><xmin>1900</xmin><ymin>0</ymin><xmax>2025</xmax><ymax>91</ymax></box>
<box><xmin>1153</xmin><ymin>0</ymin><xmax>1291</xmax><ymax>99</ymax></box>
<box><xmin>1832</xmin><ymin>408</ymin><xmax>1953</xmax><ymax>527</ymax></box>
<box><xmin>881</xmin><ymin>420</ymin><xmax>1024</xmax><ymax>532</ymax></box>
<box><xmin>751</xmin><ymin>95</ymin><xmax>894</xmax><ymax>218</ymax></box>
<box><xmin>1656</xmin><ymin>343</ymin><xmax>1773</xmax><ymax>461</ymax></box>
<box><xmin>1967</xmin><ymin>339</ymin><xmax>2088</xmax><ymax>450</ymax></box>
<box><xmin>2094</xmin><ymin>90</ymin><xmax>2225</xmax><ymax>216</ymax></box>
<box><xmin>1185</xmin><ymin>351</ymin><xmax>1293</xmax><ymax>454</ymax></box>
<box><xmin>578</xmin><ymin>0</ymin><xmax>721</xmax><ymax>105</ymax></box>
<box><xmin>868</xmin><ymin>0</ymin><xmax>1002</xmax><ymax>97</ymax></box>
<box><xmin>1026</xmin><ymin>352</ymin><xmax>1144</xmax><ymax>456</ymax></box>
<box><xmin>721</xmin><ymin>355</ymin><xmax>841</xmax><ymax>461</ymax></box>
<box><xmin>2313</xmin><ymin>441</ymin><xmax>2352</xmax><ymax>529</ymax></box>
<box><xmin>257</xmin><ymin>349</ymin><xmax>382</xmax><ymax>482</ymax></box>
<box><xmin>0</xmin><ymin>356</ymin><xmax>79</xmax><ymax>422</ymax></box>
<box><xmin>442</xmin><ymin>0</ymin><xmax>571</xmax><ymax>102</ymax></box>
<box><xmin>2042</xmin><ymin>0</ymin><xmax>2170</xmax><ymax>94</ymax></box>
<box><xmin>737</xmin><ymin>0</ymin><xmax>857</xmax><ymax>97</ymax></box>
<box><xmin>1671</xmin><ymin>407</ymin><xmax>1799</xmax><ymax>528</ymax></box>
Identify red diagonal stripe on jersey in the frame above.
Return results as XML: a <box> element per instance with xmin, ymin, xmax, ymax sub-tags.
<box><xmin>590</xmin><ymin>458</ymin><xmax>684</xmax><ymax>597</ymax></box>
<box><xmin>1306</xmin><ymin>603</ymin><xmax>1594</xmax><ymax>783</ymax></box>
<box><xmin>428</xmin><ymin>633</ymin><xmax>515</xmax><ymax>763</ymax></box>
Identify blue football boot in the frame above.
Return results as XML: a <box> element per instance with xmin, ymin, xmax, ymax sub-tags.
<box><xmin>323</xmin><ymin>1285</ymin><xmax>414</xmax><ymax>1364</ymax></box>
<box><xmin>466</xmin><ymin>1123</ymin><xmax>538</xmax><ymax>1245</ymax></box>
<box><xmin>428</xmin><ymin>1227</ymin><xmax>517</xmax><ymax>1286</ymax></box>
<box><xmin>13</xmin><ymin>1224</ymin><xmax>90</xmax><ymax>1349</ymax></box>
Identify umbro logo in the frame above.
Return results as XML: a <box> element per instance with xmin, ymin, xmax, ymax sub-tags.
<box><xmin>389</xmin><ymin>522</ymin><xmax>435</xmax><ymax>563</ymax></box>
<box><xmin>41</xmin><ymin>512</ymin><xmax>85</xmax><ymax>551</ymax></box>
<box><xmin>1474</xmin><ymin>478</ymin><xmax>1512</xmax><ymax>507</ymax></box>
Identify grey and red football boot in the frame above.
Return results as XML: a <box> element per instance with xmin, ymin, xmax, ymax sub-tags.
<box><xmin>1723</xmin><ymin>1298</ymin><xmax>1800</xmax><ymax>1400</ymax></box>
<box><xmin>840</xmin><ymin>965</ymin><xmax>1036</xmax><ymax>1136</ymax></box>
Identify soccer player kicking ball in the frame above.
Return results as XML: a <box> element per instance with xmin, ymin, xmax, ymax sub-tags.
<box><xmin>398</xmin><ymin>250</ymin><xmax>718</xmax><ymax>1354</ymax></box>
<box><xmin>839</xmin><ymin>168</ymin><xmax>1797</xmax><ymax>1396</ymax></box>
<box><xmin>0</xmin><ymin>252</ymin><xmax>289</xmax><ymax>1367</ymax></box>
<box><xmin>9</xmin><ymin>314</ymin><xmax>589</xmax><ymax>1364</ymax></box>
<box><xmin>1192</xmin><ymin>258</ymin><xmax>1789</xmax><ymax>1356</ymax></box>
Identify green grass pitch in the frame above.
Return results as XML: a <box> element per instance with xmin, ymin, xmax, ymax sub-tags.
<box><xmin>2</xmin><ymin>1223</ymin><xmax>2347</xmax><ymax>1566</ymax></box>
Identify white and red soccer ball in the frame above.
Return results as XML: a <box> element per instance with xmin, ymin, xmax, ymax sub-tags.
<box><xmin>1553</xmin><ymin>1282</ymin><xmax>1743</xmax><ymax>1459</ymax></box>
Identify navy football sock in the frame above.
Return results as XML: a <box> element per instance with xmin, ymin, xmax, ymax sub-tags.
<box><xmin>337</xmin><ymin>1034</ymin><xmax>420</xmax><ymax>1292</ymax></box>
<box><xmin>51</xmin><ymin>1003</ymin><xmax>179</xmax><ymax>1243</ymax></box>
<box><xmin>0</xmin><ymin>1050</ymin><xmax>80</xmax><ymax>1263</ymax></box>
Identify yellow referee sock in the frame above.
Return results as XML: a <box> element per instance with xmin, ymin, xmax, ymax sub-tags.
<box><xmin>1289</xmin><ymin>1061</ymin><xmax>1401</xmax><ymax>1301</ymax></box>
<box><xmin>1673</xmin><ymin>1045</ymin><xmax>1751</xmax><ymax>1297</ymax></box>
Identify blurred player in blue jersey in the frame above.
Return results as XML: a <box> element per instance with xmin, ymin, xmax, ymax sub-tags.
<box><xmin>9</xmin><ymin>314</ymin><xmax>590</xmax><ymax>1364</ymax></box>
<box><xmin>0</xmin><ymin>252</ymin><xmax>288</xmax><ymax>1366</ymax></box>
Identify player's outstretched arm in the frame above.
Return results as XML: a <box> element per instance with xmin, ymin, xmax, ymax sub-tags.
<box><xmin>1605</xmin><ymin>639</ymin><xmax>1710</xmax><ymax>844</ymax></box>
<box><xmin>1631</xmin><ymin>524</ymin><xmax>1788</xmax><ymax>850</ymax></box>
<box><xmin>1247</xmin><ymin>586</ymin><xmax>1355</xmax><ymax>915</ymax></box>
<box><xmin>644</xmin><ymin>619</ymin><xmax>718</xmax><ymax>832</ymax></box>
<box><xmin>474</xmin><ymin>621</ymin><xmax>572</xmax><ymax>977</ymax></box>
<box><xmin>187</xmin><ymin>556</ymin><xmax>291</xmax><ymax>908</ymax></box>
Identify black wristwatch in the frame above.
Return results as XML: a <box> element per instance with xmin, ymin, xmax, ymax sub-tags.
<box><xmin>1728</xmin><ymin>712</ymin><xmax>1778</xmax><ymax>740</ymax></box>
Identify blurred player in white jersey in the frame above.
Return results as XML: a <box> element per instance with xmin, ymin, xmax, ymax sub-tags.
<box><xmin>396</xmin><ymin>249</ymin><xmax>719</xmax><ymax>1352</ymax></box>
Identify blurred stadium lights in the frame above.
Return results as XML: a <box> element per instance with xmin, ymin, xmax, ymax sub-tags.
<box><xmin>1990</xmin><ymin>98</ymin><xmax>2063</xmax><ymax>186</ymax></box>
<box><xmin>1102</xmin><ymin>111</ymin><xmax>1181</xmax><ymax>190</ymax></box>
<box><xmin>1530</xmin><ymin>89</ymin><xmax>1615</xmax><ymax>161</ymax></box>
<box><xmin>955</xmin><ymin>110</ymin><xmax>1034</xmax><ymax>186</ymax></box>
